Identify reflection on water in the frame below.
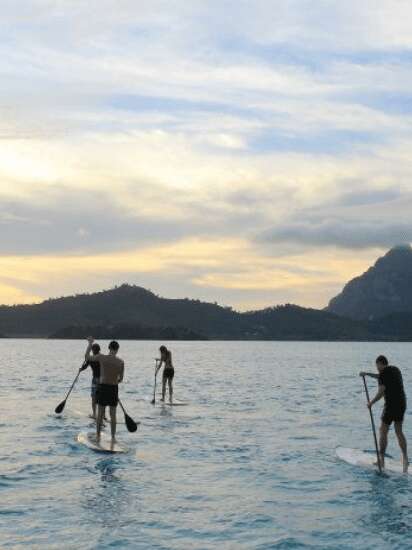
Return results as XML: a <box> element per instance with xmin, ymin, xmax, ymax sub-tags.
<box><xmin>364</xmin><ymin>474</ymin><xmax>412</xmax><ymax>538</ymax></box>
<box><xmin>81</xmin><ymin>458</ymin><xmax>133</xmax><ymax>530</ymax></box>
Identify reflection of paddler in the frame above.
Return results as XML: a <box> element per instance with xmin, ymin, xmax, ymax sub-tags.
<box><xmin>79</xmin><ymin>342</ymin><xmax>101</xmax><ymax>419</ymax></box>
<box><xmin>156</xmin><ymin>345</ymin><xmax>175</xmax><ymax>404</ymax></box>
<box><xmin>85</xmin><ymin>337</ymin><xmax>124</xmax><ymax>444</ymax></box>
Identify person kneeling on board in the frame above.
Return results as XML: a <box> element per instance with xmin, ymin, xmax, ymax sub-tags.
<box><xmin>360</xmin><ymin>355</ymin><xmax>408</xmax><ymax>473</ymax></box>
<box><xmin>79</xmin><ymin>342</ymin><xmax>101</xmax><ymax>419</ymax></box>
<box><xmin>156</xmin><ymin>345</ymin><xmax>174</xmax><ymax>404</ymax></box>
<box><xmin>85</xmin><ymin>337</ymin><xmax>124</xmax><ymax>444</ymax></box>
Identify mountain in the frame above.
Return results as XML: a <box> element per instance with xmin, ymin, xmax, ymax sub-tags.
<box><xmin>0</xmin><ymin>284</ymin><xmax>244</xmax><ymax>338</ymax></box>
<box><xmin>2</xmin><ymin>251</ymin><xmax>412</xmax><ymax>340</ymax></box>
<box><xmin>49</xmin><ymin>322</ymin><xmax>205</xmax><ymax>340</ymax></box>
<box><xmin>0</xmin><ymin>283</ymin><xmax>373</xmax><ymax>340</ymax></box>
<box><xmin>327</xmin><ymin>245</ymin><xmax>412</xmax><ymax>320</ymax></box>
<box><xmin>242</xmin><ymin>305</ymin><xmax>368</xmax><ymax>340</ymax></box>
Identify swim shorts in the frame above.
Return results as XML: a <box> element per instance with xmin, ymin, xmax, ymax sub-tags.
<box><xmin>96</xmin><ymin>384</ymin><xmax>119</xmax><ymax>407</ymax></box>
<box><xmin>163</xmin><ymin>367</ymin><xmax>175</xmax><ymax>380</ymax></box>
<box><xmin>382</xmin><ymin>406</ymin><xmax>406</xmax><ymax>425</ymax></box>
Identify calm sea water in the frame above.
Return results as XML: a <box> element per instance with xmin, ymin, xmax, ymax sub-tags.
<box><xmin>1</xmin><ymin>339</ymin><xmax>412</xmax><ymax>549</ymax></box>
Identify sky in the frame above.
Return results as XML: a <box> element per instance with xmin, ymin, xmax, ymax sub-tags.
<box><xmin>1</xmin><ymin>0</ymin><xmax>412</xmax><ymax>310</ymax></box>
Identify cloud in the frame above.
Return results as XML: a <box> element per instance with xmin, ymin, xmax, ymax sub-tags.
<box><xmin>336</xmin><ymin>187</ymin><xmax>402</xmax><ymax>207</ymax></box>
<box><xmin>260</xmin><ymin>218</ymin><xmax>412</xmax><ymax>250</ymax></box>
<box><xmin>0</xmin><ymin>186</ymin><xmax>191</xmax><ymax>255</ymax></box>
<box><xmin>0</xmin><ymin>236</ymin><xmax>377</xmax><ymax>309</ymax></box>
<box><xmin>1</xmin><ymin>1</ymin><xmax>412</xmax><ymax>309</ymax></box>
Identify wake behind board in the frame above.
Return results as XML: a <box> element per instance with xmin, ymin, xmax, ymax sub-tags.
<box><xmin>336</xmin><ymin>446</ymin><xmax>409</xmax><ymax>475</ymax></box>
<box><xmin>77</xmin><ymin>432</ymin><xmax>128</xmax><ymax>454</ymax></box>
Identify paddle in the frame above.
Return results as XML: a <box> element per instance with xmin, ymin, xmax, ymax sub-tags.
<box><xmin>118</xmin><ymin>399</ymin><xmax>139</xmax><ymax>432</ymax></box>
<box><xmin>361</xmin><ymin>374</ymin><xmax>382</xmax><ymax>473</ymax></box>
<box><xmin>151</xmin><ymin>359</ymin><xmax>160</xmax><ymax>404</ymax></box>
<box><xmin>54</xmin><ymin>370</ymin><xmax>81</xmax><ymax>414</ymax></box>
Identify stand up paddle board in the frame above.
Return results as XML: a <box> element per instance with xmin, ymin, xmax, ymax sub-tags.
<box><xmin>336</xmin><ymin>446</ymin><xmax>409</xmax><ymax>475</ymax></box>
<box><xmin>157</xmin><ymin>399</ymin><xmax>188</xmax><ymax>407</ymax></box>
<box><xmin>77</xmin><ymin>432</ymin><xmax>128</xmax><ymax>454</ymax></box>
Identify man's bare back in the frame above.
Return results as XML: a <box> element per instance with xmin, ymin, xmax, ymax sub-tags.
<box><xmin>95</xmin><ymin>353</ymin><xmax>124</xmax><ymax>385</ymax></box>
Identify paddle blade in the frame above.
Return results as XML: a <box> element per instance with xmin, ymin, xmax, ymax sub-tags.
<box><xmin>124</xmin><ymin>413</ymin><xmax>139</xmax><ymax>432</ymax></box>
<box><xmin>151</xmin><ymin>398</ymin><xmax>155</xmax><ymax>405</ymax></box>
<box><xmin>55</xmin><ymin>400</ymin><xmax>66</xmax><ymax>414</ymax></box>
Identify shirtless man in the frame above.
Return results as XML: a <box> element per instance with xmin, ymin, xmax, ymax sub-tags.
<box><xmin>85</xmin><ymin>337</ymin><xmax>124</xmax><ymax>443</ymax></box>
<box><xmin>360</xmin><ymin>355</ymin><xmax>408</xmax><ymax>472</ymax></box>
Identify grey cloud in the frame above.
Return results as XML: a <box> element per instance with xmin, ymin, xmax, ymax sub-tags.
<box><xmin>0</xmin><ymin>182</ymin><xmax>271</xmax><ymax>256</ymax></box>
<box><xmin>0</xmin><ymin>189</ymin><xmax>189</xmax><ymax>255</ymax></box>
<box><xmin>259</xmin><ymin>218</ymin><xmax>412</xmax><ymax>250</ymax></box>
<box><xmin>336</xmin><ymin>187</ymin><xmax>402</xmax><ymax>207</ymax></box>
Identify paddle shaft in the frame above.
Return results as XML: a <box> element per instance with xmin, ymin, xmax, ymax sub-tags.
<box><xmin>64</xmin><ymin>371</ymin><xmax>81</xmax><ymax>403</ymax></box>
<box><xmin>362</xmin><ymin>375</ymin><xmax>382</xmax><ymax>473</ymax></box>
<box><xmin>152</xmin><ymin>360</ymin><xmax>159</xmax><ymax>404</ymax></box>
<box><xmin>118</xmin><ymin>399</ymin><xmax>126</xmax><ymax>415</ymax></box>
<box><xmin>55</xmin><ymin>370</ymin><xmax>82</xmax><ymax>413</ymax></box>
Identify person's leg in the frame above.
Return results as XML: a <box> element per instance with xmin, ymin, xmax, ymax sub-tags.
<box><xmin>168</xmin><ymin>378</ymin><xmax>173</xmax><ymax>403</ymax></box>
<box><xmin>379</xmin><ymin>422</ymin><xmax>390</xmax><ymax>468</ymax></box>
<box><xmin>109</xmin><ymin>406</ymin><xmax>117</xmax><ymax>441</ymax></box>
<box><xmin>161</xmin><ymin>376</ymin><xmax>166</xmax><ymax>401</ymax></box>
<box><xmin>96</xmin><ymin>405</ymin><xmax>105</xmax><ymax>442</ymax></box>
<box><xmin>394</xmin><ymin>421</ymin><xmax>408</xmax><ymax>473</ymax></box>
<box><xmin>92</xmin><ymin>395</ymin><xmax>96</xmax><ymax>419</ymax></box>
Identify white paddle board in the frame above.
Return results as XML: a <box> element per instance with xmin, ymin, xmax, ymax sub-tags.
<box><xmin>77</xmin><ymin>431</ymin><xmax>128</xmax><ymax>454</ymax></box>
<box><xmin>161</xmin><ymin>399</ymin><xmax>188</xmax><ymax>407</ymax></box>
<box><xmin>336</xmin><ymin>446</ymin><xmax>409</xmax><ymax>475</ymax></box>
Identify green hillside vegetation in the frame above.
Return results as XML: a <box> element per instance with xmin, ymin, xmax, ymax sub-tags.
<box><xmin>1</xmin><ymin>278</ymin><xmax>412</xmax><ymax>341</ymax></box>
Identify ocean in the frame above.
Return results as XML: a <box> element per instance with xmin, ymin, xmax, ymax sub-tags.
<box><xmin>1</xmin><ymin>339</ymin><xmax>411</xmax><ymax>549</ymax></box>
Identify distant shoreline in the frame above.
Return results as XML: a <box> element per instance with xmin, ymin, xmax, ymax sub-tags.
<box><xmin>1</xmin><ymin>336</ymin><xmax>412</xmax><ymax>343</ymax></box>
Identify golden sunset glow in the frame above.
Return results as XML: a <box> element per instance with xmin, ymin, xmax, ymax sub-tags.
<box><xmin>0</xmin><ymin>2</ymin><xmax>411</xmax><ymax>309</ymax></box>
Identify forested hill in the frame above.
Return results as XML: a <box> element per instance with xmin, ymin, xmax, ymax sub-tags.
<box><xmin>1</xmin><ymin>282</ymin><xmax>412</xmax><ymax>340</ymax></box>
<box><xmin>327</xmin><ymin>245</ymin><xmax>412</xmax><ymax>320</ymax></box>
<box><xmin>0</xmin><ymin>283</ymin><xmax>407</xmax><ymax>340</ymax></box>
<box><xmin>0</xmin><ymin>284</ymin><xmax>243</xmax><ymax>338</ymax></box>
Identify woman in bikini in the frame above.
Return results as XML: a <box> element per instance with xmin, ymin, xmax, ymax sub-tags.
<box><xmin>157</xmin><ymin>345</ymin><xmax>175</xmax><ymax>404</ymax></box>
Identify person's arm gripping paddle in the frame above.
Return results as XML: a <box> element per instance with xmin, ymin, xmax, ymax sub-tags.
<box><xmin>359</xmin><ymin>372</ymin><xmax>380</xmax><ymax>380</ymax></box>
<box><xmin>79</xmin><ymin>360</ymin><xmax>89</xmax><ymax>373</ymax></box>
<box><xmin>367</xmin><ymin>384</ymin><xmax>385</xmax><ymax>409</ymax></box>
<box><xmin>359</xmin><ymin>371</ymin><xmax>385</xmax><ymax>407</ymax></box>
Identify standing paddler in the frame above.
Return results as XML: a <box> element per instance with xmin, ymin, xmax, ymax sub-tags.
<box><xmin>85</xmin><ymin>337</ymin><xmax>124</xmax><ymax>443</ymax></box>
<box><xmin>79</xmin><ymin>342</ymin><xmax>101</xmax><ymax>419</ymax></box>
<box><xmin>156</xmin><ymin>345</ymin><xmax>175</xmax><ymax>404</ymax></box>
<box><xmin>360</xmin><ymin>355</ymin><xmax>408</xmax><ymax>472</ymax></box>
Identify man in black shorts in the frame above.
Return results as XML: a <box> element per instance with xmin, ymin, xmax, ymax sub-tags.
<box><xmin>360</xmin><ymin>355</ymin><xmax>408</xmax><ymax>472</ymax></box>
<box><xmin>85</xmin><ymin>337</ymin><xmax>124</xmax><ymax>443</ymax></box>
